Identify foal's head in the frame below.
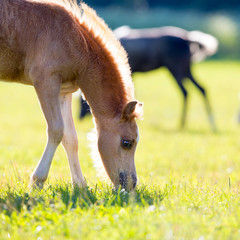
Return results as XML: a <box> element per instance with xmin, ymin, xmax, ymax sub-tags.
<box><xmin>97</xmin><ymin>101</ymin><xmax>143</xmax><ymax>191</ymax></box>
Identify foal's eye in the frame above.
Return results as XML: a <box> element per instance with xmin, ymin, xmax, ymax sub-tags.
<box><xmin>121</xmin><ymin>139</ymin><xmax>134</xmax><ymax>150</ymax></box>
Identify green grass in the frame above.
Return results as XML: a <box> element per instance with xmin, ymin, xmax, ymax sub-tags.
<box><xmin>0</xmin><ymin>61</ymin><xmax>240</xmax><ymax>239</ymax></box>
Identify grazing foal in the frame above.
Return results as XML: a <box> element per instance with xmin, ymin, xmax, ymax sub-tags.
<box><xmin>0</xmin><ymin>0</ymin><xmax>143</xmax><ymax>190</ymax></box>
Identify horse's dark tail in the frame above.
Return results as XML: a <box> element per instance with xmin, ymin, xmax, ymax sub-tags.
<box><xmin>187</xmin><ymin>31</ymin><xmax>218</xmax><ymax>62</ymax></box>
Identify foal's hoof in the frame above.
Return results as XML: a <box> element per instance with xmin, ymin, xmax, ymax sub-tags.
<box><xmin>29</xmin><ymin>172</ymin><xmax>48</xmax><ymax>190</ymax></box>
<box><xmin>29</xmin><ymin>178</ymin><xmax>45</xmax><ymax>190</ymax></box>
<box><xmin>72</xmin><ymin>179</ymin><xmax>87</xmax><ymax>189</ymax></box>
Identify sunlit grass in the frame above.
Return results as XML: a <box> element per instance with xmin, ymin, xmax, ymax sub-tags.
<box><xmin>0</xmin><ymin>61</ymin><xmax>240</xmax><ymax>239</ymax></box>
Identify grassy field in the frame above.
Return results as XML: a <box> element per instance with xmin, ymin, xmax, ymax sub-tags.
<box><xmin>0</xmin><ymin>61</ymin><xmax>240</xmax><ymax>239</ymax></box>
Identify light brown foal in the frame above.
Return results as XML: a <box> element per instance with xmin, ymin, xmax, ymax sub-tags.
<box><xmin>0</xmin><ymin>0</ymin><xmax>143</xmax><ymax>190</ymax></box>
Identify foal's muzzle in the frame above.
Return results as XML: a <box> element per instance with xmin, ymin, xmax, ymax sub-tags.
<box><xmin>119</xmin><ymin>171</ymin><xmax>137</xmax><ymax>190</ymax></box>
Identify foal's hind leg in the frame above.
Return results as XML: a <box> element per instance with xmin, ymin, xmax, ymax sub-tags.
<box><xmin>188</xmin><ymin>72</ymin><xmax>216</xmax><ymax>131</ymax></box>
<box><xmin>30</xmin><ymin>75</ymin><xmax>64</xmax><ymax>188</ymax></box>
<box><xmin>60</xmin><ymin>93</ymin><xmax>86</xmax><ymax>187</ymax></box>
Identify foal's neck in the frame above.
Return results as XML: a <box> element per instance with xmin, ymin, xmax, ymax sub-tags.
<box><xmin>82</xmin><ymin>65</ymin><xmax>125</xmax><ymax>119</ymax></box>
<box><xmin>75</xmin><ymin>17</ymin><xmax>134</xmax><ymax>121</ymax></box>
<box><xmin>79</xmin><ymin>49</ymin><xmax>132</xmax><ymax>121</ymax></box>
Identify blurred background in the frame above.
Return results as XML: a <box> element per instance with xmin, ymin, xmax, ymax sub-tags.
<box><xmin>83</xmin><ymin>0</ymin><xmax>240</xmax><ymax>59</ymax></box>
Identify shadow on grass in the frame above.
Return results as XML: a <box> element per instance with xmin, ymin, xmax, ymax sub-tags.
<box><xmin>0</xmin><ymin>183</ymin><xmax>164</xmax><ymax>216</ymax></box>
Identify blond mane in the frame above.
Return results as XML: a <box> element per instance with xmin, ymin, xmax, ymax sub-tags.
<box><xmin>80</xmin><ymin>3</ymin><xmax>135</xmax><ymax>110</ymax></box>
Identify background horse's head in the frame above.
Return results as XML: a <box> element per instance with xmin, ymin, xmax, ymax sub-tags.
<box><xmin>96</xmin><ymin>101</ymin><xmax>143</xmax><ymax>191</ymax></box>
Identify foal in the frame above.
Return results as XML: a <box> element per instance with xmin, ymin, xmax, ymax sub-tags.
<box><xmin>0</xmin><ymin>0</ymin><xmax>143</xmax><ymax>190</ymax></box>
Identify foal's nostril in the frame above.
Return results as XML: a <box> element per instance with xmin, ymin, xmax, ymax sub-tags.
<box><xmin>119</xmin><ymin>172</ymin><xmax>137</xmax><ymax>190</ymax></box>
<box><xmin>131</xmin><ymin>173</ymin><xmax>137</xmax><ymax>189</ymax></box>
<box><xmin>119</xmin><ymin>171</ymin><xmax>128</xmax><ymax>189</ymax></box>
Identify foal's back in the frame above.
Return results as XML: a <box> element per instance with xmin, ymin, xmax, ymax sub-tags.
<box><xmin>0</xmin><ymin>0</ymin><xmax>86</xmax><ymax>84</ymax></box>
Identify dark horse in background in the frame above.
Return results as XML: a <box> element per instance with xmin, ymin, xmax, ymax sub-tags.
<box><xmin>80</xmin><ymin>26</ymin><xmax>218</xmax><ymax>129</ymax></box>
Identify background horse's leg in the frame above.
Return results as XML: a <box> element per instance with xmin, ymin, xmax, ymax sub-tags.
<box><xmin>169</xmin><ymin>68</ymin><xmax>188</xmax><ymax>128</ymax></box>
<box><xmin>79</xmin><ymin>96</ymin><xmax>91</xmax><ymax>119</ymax></box>
<box><xmin>60</xmin><ymin>93</ymin><xmax>86</xmax><ymax>188</ymax></box>
<box><xmin>187</xmin><ymin>71</ymin><xmax>216</xmax><ymax>131</ymax></box>
<box><xmin>176</xmin><ymin>78</ymin><xmax>188</xmax><ymax>128</ymax></box>
<box><xmin>30</xmin><ymin>75</ymin><xmax>64</xmax><ymax>188</ymax></box>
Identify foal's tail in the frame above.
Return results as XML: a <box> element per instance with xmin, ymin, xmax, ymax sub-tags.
<box><xmin>187</xmin><ymin>31</ymin><xmax>218</xmax><ymax>62</ymax></box>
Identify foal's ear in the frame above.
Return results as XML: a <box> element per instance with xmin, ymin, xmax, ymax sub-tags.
<box><xmin>121</xmin><ymin>101</ymin><xmax>143</xmax><ymax>121</ymax></box>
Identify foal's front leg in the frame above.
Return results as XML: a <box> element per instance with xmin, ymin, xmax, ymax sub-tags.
<box><xmin>30</xmin><ymin>75</ymin><xmax>64</xmax><ymax>188</ymax></box>
<box><xmin>60</xmin><ymin>93</ymin><xmax>86</xmax><ymax>188</ymax></box>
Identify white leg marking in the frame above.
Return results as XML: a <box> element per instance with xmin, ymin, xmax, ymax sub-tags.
<box><xmin>60</xmin><ymin>93</ymin><xmax>86</xmax><ymax>187</ymax></box>
<box><xmin>30</xmin><ymin>141</ymin><xmax>60</xmax><ymax>186</ymax></box>
<box><xmin>30</xmin><ymin>75</ymin><xmax>63</xmax><ymax>188</ymax></box>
